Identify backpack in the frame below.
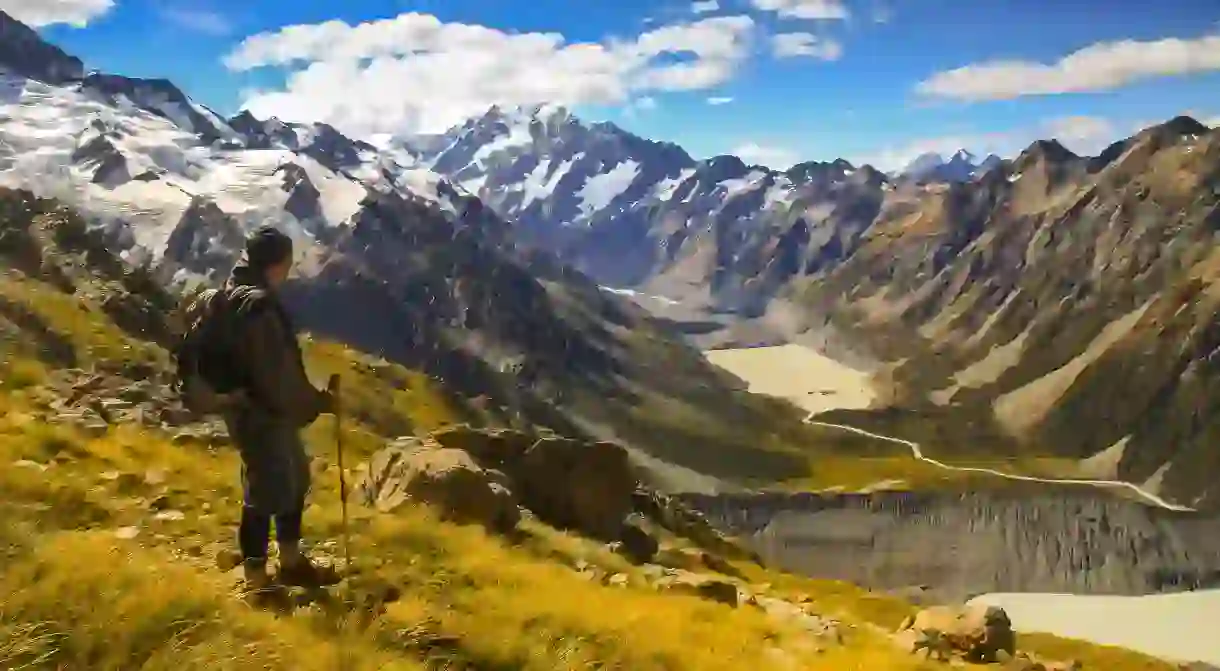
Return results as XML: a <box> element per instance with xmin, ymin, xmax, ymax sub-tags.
<box><xmin>173</xmin><ymin>286</ymin><xmax>250</xmax><ymax>415</ymax></box>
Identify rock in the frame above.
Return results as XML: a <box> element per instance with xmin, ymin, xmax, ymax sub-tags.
<box><xmin>153</xmin><ymin>510</ymin><xmax>186</xmax><ymax>522</ymax></box>
<box><xmin>615</xmin><ymin>515</ymin><xmax>659</xmax><ymax>563</ymax></box>
<box><xmin>653</xmin><ymin>546</ymin><xmax>743</xmax><ymax>577</ymax></box>
<box><xmin>12</xmin><ymin>459</ymin><xmax>48</xmax><ymax>471</ymax></box>
<box><xmin>514</xmin><ymin>437</ymin><xmax>635</xmax><ymax>540</ymax></box>
<box><xmin>633</xmin><ymin>489</ymin><xmax>760</xmax><ymax>563</ymax></box>
<box><xmin>429</xmin><ymin>425</ymin><xmax>533</xmax><ymax>468</ymax></box>
<box><xmin>114</xmin><ymin>526</ymin><xmax>140</xmax><ymax>540</ymax></box>
<box><xmin>148</xmin><ymin>494</ymin><xmax>171</xmax><ymax>511</ymax></box>
<box><xmin>216</xmin><ymin>549</ymin><xmax>243</xmax><ymax>571</ymax></box>
<box><xmin>753</xmin><ymin>596</ymin><xmax>841</xmax><ymax>640</ymax></box>
<box><xmin>897</xmin><ymin>604</ymin><xmax>1016</xmax><ymax>662</ymax></box>
<box><xmin>358</xmin><ymin>440</ymin><xmax>520</xmax><ymax>532</ymax></box>
<box><xmin>658</xmin><ymin>573</ymin><xmax>741</xmax><ymax>607</ymax></box>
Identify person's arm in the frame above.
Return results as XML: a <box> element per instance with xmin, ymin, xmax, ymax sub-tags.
<box><xmin>239</xmin><ymin>304</ymin><xmax>328</xmax><ymax>426</ymax></box>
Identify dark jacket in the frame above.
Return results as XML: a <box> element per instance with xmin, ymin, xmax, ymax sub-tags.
<box><xmin>223</xmin><ymin>256</ymin><xmax>327</xmax><ymax>514</ymax></box>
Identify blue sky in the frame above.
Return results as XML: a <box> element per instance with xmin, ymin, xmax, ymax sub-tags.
<box><xmin>12</xmin><ymin>0</ymin><xmax>1220</xmax><ymax>169</ymax></box>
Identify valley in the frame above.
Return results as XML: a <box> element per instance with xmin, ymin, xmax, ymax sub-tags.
<box><xmin>2</xmin><ymin>5</ymin><xmax>1220</xmax><ymax>669</ymax></box>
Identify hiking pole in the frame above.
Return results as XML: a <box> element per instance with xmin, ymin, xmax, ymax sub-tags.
<box><xmin>329</xmin><ymin>374</ymin><xmax>352</xmax><ymax>577</ymax></box>
<box><xmin>329</xmin><ymin>373</ymin><xmax>353</xmax><ymax>671</ymax></box>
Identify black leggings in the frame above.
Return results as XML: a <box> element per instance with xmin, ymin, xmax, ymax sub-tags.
<box><xmin>239</xmin><ymin>505</ymin><xmax>302</xmax><ymax>562</ymax></box>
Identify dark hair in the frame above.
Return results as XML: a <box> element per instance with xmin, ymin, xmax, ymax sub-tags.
<box><xmin>245</xmin><ymin>225</ymin><xmax>293</xmax><ymax>270</ymax></box>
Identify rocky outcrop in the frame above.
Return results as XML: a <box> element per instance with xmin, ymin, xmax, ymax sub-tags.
<box><xmin>358</xmin><ymin>437</ymin><xmax>520</xmax><ymax>533</ymax></box>
<box><xmin>162</xmin><ymin>197</ymin><xmax>244</xmax><ymax>281</ymax></box>
<box><xmin>896</xmin><ymin>603</ymin><xmax>1016</xmax><ymax>662</ymax></box>
<box><xmin>0</xmin><ymin>10</ymin><xmax>84</xmax><ymax>84</ymax></box>
<box><xmin>427</xmin><ymin>426</ymin><xmax>638</xmax><ymax>540</ymax></box>
<box><xmin>682</xmin><ymin>490</ymin><xmax>1220</xmax><ymax>599</ymax></box>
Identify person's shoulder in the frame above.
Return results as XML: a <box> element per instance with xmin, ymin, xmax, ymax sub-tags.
<box><xmin>226</xmin><ymin>285</ymin><xmax>276</xmax><ymax>320</ymax></box>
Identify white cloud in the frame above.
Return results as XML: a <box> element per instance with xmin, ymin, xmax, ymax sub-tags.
<box><xmin>772</xmin><ymin>32</ymin><xmax>843</xmax><ymax>60</ymax></box>
<box><xmin>1042</xmin><ymin>115</ymin><xmax>1116</xmax><ymax>154</ymax></box>
<box><xmin>707</xmin><ymin>96</ymin><xmax>734</xmax><ymax>105</ymax></box>
<box><xmin>692</xmin><ymin>0</ymin><xmax>719</xmax><ymax>13</ymax></box>
<box><xmin>156</xmin><ymin>4</ymin><xmax>231</xmax><ymax>35</ymax></box>
<box><xmin>225</xmin><ymin>13</ymin><xmax>756</xmax><ymax>136</ymax></box>
<box><xmin>0</xmin><ymin>0</ymin><xmax>114</xmax><ymax>27</ymax></box>
<box><xmin>623</xmin><ymin>96</ymin><xmax>658</xmax><ymax>119</ymax></box>
<box><xmin>855</xmin><ymin>115</ymin><xmax>1123</xmax><ymax>172</ymax></box>
<box><xmin>918</xmin><ymin>34</ymin><xmax>1220</xmax><ymax>101</ymax></box>
<box><xmin>749</xmin><ymin>0</ymin><xmax>849</xmax><ymax>20</ymax></box>
<box><xmin>1206</xmin><ymin>116</ymin><xmax>1220</xmax><ymax>128</ymax></box>
<box><xmin>734</xmin><ymin>142</ymin><xmax>799</xmax><ymax>168</ymax></box>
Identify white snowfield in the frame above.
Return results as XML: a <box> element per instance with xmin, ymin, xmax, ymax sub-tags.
<box><xmin>0</xmin><ymin>72</ymin><xmax>465</xmax><ymax>264</ymax></box>
<box><xmin>967</xmin><ymin>590</ymin><xmax>1220</xmax><ymax>666</ymax></box>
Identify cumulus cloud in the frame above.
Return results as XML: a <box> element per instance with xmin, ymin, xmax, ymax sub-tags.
<box><xmin>772</xmin><ymin>32</ymin><xmax>843</xmax><ymax>60</ymax></box>
<box><xmin>856</xmin><ymin>115</ymin><xmax>1123</xmax><ymax>172</ymax></box>
<box><xmin>707</xmin><ymin>96</ymin><xmax>734</xmax><ymax>105</ymax></box>
<box><xmin>0</xmin><ymin>0</ymin><xmax>114</xmax><ymax>27</ymax></box>
<box><xmin>225</xmin><ymin>12</ymin><xmax>756</xmax><ymax>136</ymax></box>
<box><xmin>692</xmin><ymin>0</ymin><xmax>719</xmax><ymax>13</ymax></box>
<box><xmin>918</xmin><ymin>34</ymin><xmax>1220</xmax><ymax>101</ymax></box>
<box><xmin>734</xmin><ymin>142</ymin><xmax>799</xmax><ymax>168</ymax></box>
<box><xmin>749</xmin><ymin>0</ymin><xmax>849</xmax><ymax>20</ymax></box>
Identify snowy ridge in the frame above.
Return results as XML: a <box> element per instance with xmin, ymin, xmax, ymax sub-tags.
<box><xmin>0</xmin><ymin>70</ymin><xmax>473</xmax><ymax>271</ymax></box>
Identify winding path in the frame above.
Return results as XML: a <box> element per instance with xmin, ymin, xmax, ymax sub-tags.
<box><xmin>803</xmin><ymin>414</ymin><xmax>1195</xmax><ymax>512</ymax></box>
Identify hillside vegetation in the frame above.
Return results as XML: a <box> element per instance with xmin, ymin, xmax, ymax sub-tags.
<box><xmin>0</xmin><ymin>188</ymin><xmax>1177</xmax><ymax>670</ymax></box>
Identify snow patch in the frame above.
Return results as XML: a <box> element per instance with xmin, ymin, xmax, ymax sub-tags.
<box><xmin>719</xmin><ymin>170</ymin><xmax>768</xmax><ymax>202</ymax></box>
<box><xmin>577</xmin><ymin>160</ymin><xmax>640</xmax><ymax>217</ymax></box>
<box><xmin>653</xmin><ymin>168</ymin><xmax>695</xmax><ymax>201</ymax></box>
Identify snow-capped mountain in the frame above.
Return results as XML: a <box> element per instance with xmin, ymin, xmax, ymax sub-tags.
<box><xmin>899</xmin><ymin>149</ymin><xmax>1003</xmax><ymax>183</ymax></box>
<box><xmin>416</xmin><ymin>104</ymin><xmax>696</xmax><ymax>245</ymax></box>
<box><xmin>414</xmin><ymin>104</ymin><xmax>891</xmax><ymax>311</ymax></box>
<box><xmin>0</xmin><ymin>9</ymin><xmax>819</xmax><ymax>491</ymax></box>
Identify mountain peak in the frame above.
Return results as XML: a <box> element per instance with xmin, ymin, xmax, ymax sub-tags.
<box><xmin>1016</xmin><ymin>139</ymin><xmax>1077</xmax><ymax>167</ymax></box>
<box><xmin>0</xmin><ymin>10</ymin><xmax>85</xmax><ymax>84</ymax></box>
<box><xmin>1144</xmin><ymin>115</ymin><xmax>1210</xmax><ymax>141</ymax></box>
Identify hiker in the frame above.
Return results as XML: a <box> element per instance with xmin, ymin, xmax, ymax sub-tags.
<box><xmin>223</xmin><ymin>226</ymin><xmax>338</xmax><ymax>591</ymax></box>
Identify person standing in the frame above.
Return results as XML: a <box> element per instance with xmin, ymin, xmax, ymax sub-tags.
<box><xmin>222</xmin><ymin>226</ymin><xmax>338</xmax><ymax>591</ymax></box>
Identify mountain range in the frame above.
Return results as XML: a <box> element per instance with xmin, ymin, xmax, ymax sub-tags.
<box><xmin>407</xmin><ymin>92</ymin><xmax>1220</xmax><ymax>510</ymax></box>
<box><xmin>0</xmin><ymin>9</ymin><xmax>825</xmax><ymax>494</ymax></box>
<box><xmin>3</xmin><ymin>7</ymin><xmax>1220</xmax><ymax>510</ymax></box>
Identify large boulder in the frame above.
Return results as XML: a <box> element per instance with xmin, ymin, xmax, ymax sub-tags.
<box><xmin>897</xmin><ymin>604</ymin><xmax>1016</xmax><ymax>662</ymax></box>
<box><xmin>358</xmin><ymin>439</ymin><xmax>520</xmax><ymax>533</ymax></box>
<box><xmin>430</xmin><ymin>425</ymin><xmax>533</xmax><ymax>469</ymax></box>
<box><xmin>514</xmin><ymin>436</ymin><xmax>636</xmax><ymax>540</ymax></box>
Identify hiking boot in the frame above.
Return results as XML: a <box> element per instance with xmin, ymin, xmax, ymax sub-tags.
<box><xmin>241</xmin><ymin>559</ymin><xmax>275</xmax><ymax>594</ymax></box>
<box><xmin>277</xmin><ymin>555</ymin><xmax>341</xmax><ymax>587</ymax></box>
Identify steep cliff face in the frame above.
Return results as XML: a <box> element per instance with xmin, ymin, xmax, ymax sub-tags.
<box><xmin>681</xmin><ymin>491</ymin><xmax>1220</xmax><ymax>599</ymax></box>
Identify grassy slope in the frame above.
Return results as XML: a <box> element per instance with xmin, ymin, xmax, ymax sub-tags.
<box><xmin>0</xmin><ymin>267</ymin><xmax>927</xmax><ymax>671</ymax></box>
<box><xmin>0</xmin><ymin>268</ymin><xmax>1177</xmax><ymax>671</ymax></box>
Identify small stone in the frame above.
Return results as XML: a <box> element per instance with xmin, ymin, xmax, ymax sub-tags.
<box><xmin>144</xmin><ymin>468</ymin><xmax>168</xmax><ymax>486</ymax></box>
<box><xmin>148</xmin><ymin>494</ymin><xmax>171</xmax><ymax>511</ymax></box>
<box><xmin>154</xmin><ymin>510</ymin><xmax>186</xmax><ymax>522</ymax></box>
<box><xmin>215</xmin><ymin>549</ymin><xmax>242</xmax><ymax>571</ymax></box>
<box><xmin>13</xmin><ymin>459</ymin><xmax>48</xmax><ymax>472</ymax></box>
<box><xmin>115</xmin><ymin>526</ymin><xmax>140</xmax><ymax>540</ymax></box>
